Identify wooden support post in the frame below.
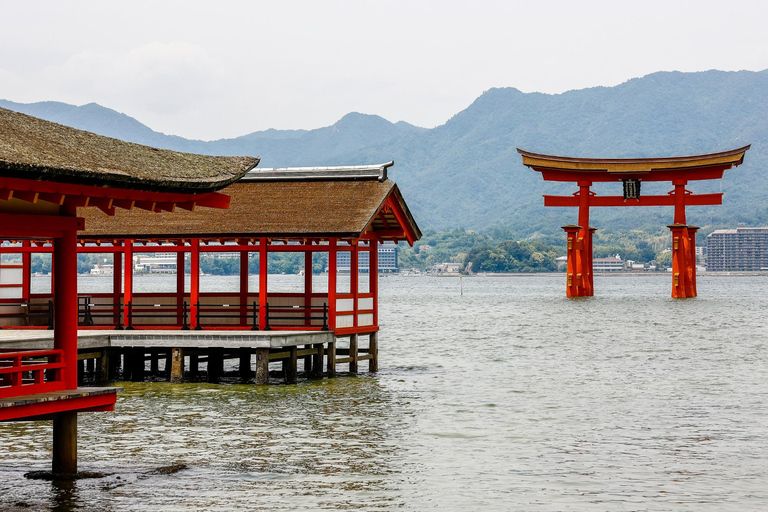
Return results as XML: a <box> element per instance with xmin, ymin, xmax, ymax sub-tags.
<box><xmin>164</xmin><ymin>349</ymin><xmax>172</xmax><ymax>380</ymax></box>
<box><xmin>208</xmin><ymin>348</ymin><xmax>223</xmax><ymax>383</ymax></box>
<box><xmin>327</xmin><ymin>340</ymin><xmax>336</xmax><ymax>377</ymax></box>
<box><xmin>170</xmin><ymin>347</ymin><xmax>185</xmax><ymax>383</ymax></box>
<box><xmin>108</xmin><ymin>350</ymin><xmax>121</xmax><ymax>380</ymax></box>
<box><xmin>77</xmin><ymin>359</ymin><xmax>85</xmax><ymax>386</ymax></box>
<box><xmin>284</xmin><ymin>346</ymin><xmax>298</xmax><ymax>384</ymax></box>
<box><xmin>96</xmin><ymin>349</ymin><xmax>109</xmax><ymax>384</ymax></box>
<box><xmin>189</xmin><ymin>354</ymin><xmax>199</xmax><ymax>379</ymax></box>
<box><xmin>368</xmin><ymin>332</ymin><xmax>378</xmax><ymax>372</ymax></box>
<box><xmin>349</xmin><ymin>334</ymin><xmax>359</xmax><ymax>373</ymax></box>
<box><xmin>130</xmin><ymin>348</ymin><xmax>145</xmax><ymax>382</ymax></box>
<box><xmin>120</xmin><ymin>351</ymin><xmax>130</xmax><ymax>380</ymax></box>
<box><xmin>303</xmin><ymin>344</ymin><xmax>313</xmax><ymax>375</ymax></box>
<box><xmin>52</xmin><ymin>411</ymin><xmax>77</xmax><ymax>475</ymax></box>
<box><xmin>311</xmin><ymin>343</ymin><xmax>324</xmax><ymax>378</ymax></box>
<box><xmin>239</xmin><ymin>348</ymin><xmax>252</xmax><ymax>383</ymax></box>
<box><xmin>255</xmin><ymin>348</ymin><xmax>269</xmax><ymax>385</ymax></box>
<box><xmin>150</xmin><ymin>352</ymin><xmax>159</xmax><ymax>374</ymax></box>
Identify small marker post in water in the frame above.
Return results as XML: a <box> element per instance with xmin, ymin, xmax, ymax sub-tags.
<box><xmin>460</xmin><ymin>275</ymin><xmax>463</xmax><ymax>296</ymax></box>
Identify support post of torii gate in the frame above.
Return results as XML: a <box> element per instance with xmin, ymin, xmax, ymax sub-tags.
<box><xmin>518</xmin><ymin>146</ymin><xmax>750</xmax><ymax>298</ymax></box>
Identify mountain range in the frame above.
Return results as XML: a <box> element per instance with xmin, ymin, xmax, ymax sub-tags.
<box><xmin>3</xmin><ymin>69</ymin><xmax>768</xmax><ymax>237</ymax></box>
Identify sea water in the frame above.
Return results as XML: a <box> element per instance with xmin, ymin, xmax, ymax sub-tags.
<box><xmin>1</xmin><ymin>274</ymin><xmax>766</xmax><ymax>511</ymax></box>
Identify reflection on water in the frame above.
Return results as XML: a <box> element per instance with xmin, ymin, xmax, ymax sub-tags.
<box><xmin>3</xmin><ymin>274</ymin><xmax>768</xmax><ymax>510</ymax></box>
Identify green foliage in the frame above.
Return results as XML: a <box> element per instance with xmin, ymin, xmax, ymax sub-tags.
<box><xmin>464</xmin><ymin>240</ymin><xmax>559</xmax><ymax>273</ymax></box>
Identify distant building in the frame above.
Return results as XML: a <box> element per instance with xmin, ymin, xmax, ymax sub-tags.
<box><xmin>89</xmin><ymin>264</ymin><xmax>114</xmax><ymax>276</ymax></box>
<box><xmin>134</xmin><ymin>253</ymin><xmax>177</xmax><ymax>274</ymax></box>
<box><xmin>432</xmin><ymin>262</ymin><xmax>461</xmax><ymax>275</ymax></box>
<box><xmin>593</xmin><ymin>255</ymin><xmax>624</xmax><ymax>272</ymax></box>
<box><xmin>707</xmin><ymin>226</ymin><xmax>768</xmax><ymax>271</ymax></box>
<box><xmin>336</xmin><ymin>245</ymin><xmax>398</xmax><ymax>273</ymax></box>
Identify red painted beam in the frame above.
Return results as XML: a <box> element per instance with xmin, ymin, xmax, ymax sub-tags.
<box><xmin>536</xmin><ymin>165</ymin><xmax>731</xmax><ymax>183</ymax></box>
<box><xmin>0</xmin><ymin>213</ymin><xmax>84</xmax><ymax>238</ymax></box>
<box><xmin>0</xmin><ymin>392</ymin><xmax>118</xmax><ymax>422</ymax></box>
<box><xmin>543</xmin><ymin>193</ymin><xmax>723</xmax><ymax>207</ymax></box>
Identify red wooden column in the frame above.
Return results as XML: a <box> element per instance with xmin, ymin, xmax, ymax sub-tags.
<box><xmin>370</xmin><ymin>241</ymin><xmax>379</xmax><ymax>327</ymax></box>
<box><xmin>562</xmin><ymin>225</ymin><xmax>581</xmax><ymax>297</ymax></box>
<box><xmin>113</xmin><ymin>241</ymin><xmax>122</xmax><ymax>324</ymax></box>
<box><xmin>122</xmin><ymin>241</ymin><xmax>133</xmax><ymax>326</ymax></box>
<box><xmin>304</xmin><ymin>250</ymin><xmax>312</xmax><ymax>327</ymax></box>
<box><xmin>176</xmin><ymin>244</ymin><xmax>185</xmax><ymax>327</ymax></box>
<box><xmin>52</xmin><ymin>209</ymin><xmax>78</xmax><ymax>390</ymax></box>
<box><xmin>190</xmin><ymin>238</ymin><xmax>200</xmax><ymax>329</ymax></box>
<box><xmin>669</xmin><ymin>180</ymin><xmax>696</xmax><ymax>298</ymax></box>
<box><xmin>328</xmin><ymin>239</ymin><xmax>337</xmax><ymax>331</ymax></box>
<box><xmin>587</xmin><ymin>227</ymin><xmax>597</xmax><ymax>296</ymax></box>
<box><xmin>577</xmin><ymin>181</ymin><xmax>593</xmax><ymax>297</ymax></box>
<box><xmin>21</xmin><ymin>240</ymin><xmax>31</xmax><ymax>302</ymax></box>
<box><xmin>668</xmin><ymin>224</ymin><xmax>691</xmax><ymax>298</ymax></box>
<box><xmin>688</xmin><ymin>226</ymin><xmax>699</xmax><ymax>297</ymax></box>
<box><xmin>239</xmin><ymin>249</ymin><xmax>249</xmax><ymax>327</ymax></box>
<box><xmin>351</xmin><ymin>242</ymin><xmax>359</xmax><ymax>330</ymax></box>
<box><xmin>258</xmin><ymin>238</ymin><xmax>268</xmax><ymax>330</ymax></box>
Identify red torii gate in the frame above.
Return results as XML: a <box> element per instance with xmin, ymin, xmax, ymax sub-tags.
<box><xmin>518</xmin><ymin>146</ymin><xmax>751</xmax><ymax>298</ymax></box>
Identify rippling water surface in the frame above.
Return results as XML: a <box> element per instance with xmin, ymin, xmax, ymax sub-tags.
<box><xmin>2</xmin><ymin>274</ymin><xmax>767</xmax><ymax>511</ymax></box>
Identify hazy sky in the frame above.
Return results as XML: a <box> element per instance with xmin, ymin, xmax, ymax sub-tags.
<box><xmin>2</xmin><ymin>0</ymin><xmax>767</xmax><ymax>140</ymax></box>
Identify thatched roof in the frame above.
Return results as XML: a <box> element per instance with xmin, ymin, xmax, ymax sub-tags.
<box><xmin>0</xmin><ymin>107</ymin><xmax>259</xmax><ymax>193</ymax></box>
<box><xmin>79</xmin><ymin>173</ymin><xmax>421</xmax><ymax>243</ymax></box>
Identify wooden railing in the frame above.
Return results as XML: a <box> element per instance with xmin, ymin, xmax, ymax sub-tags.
<box><xmin>0</xmin><ymin>349</ymin><xmax>66</xmax><ymax>398</ymax></box>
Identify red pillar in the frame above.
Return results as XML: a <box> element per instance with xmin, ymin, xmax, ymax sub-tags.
<box><xmin>351</xmin><ymin>242</ymin><xmax>359</xmax><ymax>330</ymax></box>
<box><xmin>258</xmin><ymin>238</ymin><xmax>268</xmax><ymax>329</ymax></box>
<box><xmin>53</xmin><ymin>210</ymin><xmax>78</xmax><ymax>390</ymax></box>
<box><xmin>112</xmin><ymin>242</ymin><xmax>122</xmax><ymax>323</ymax></box>
<box><xmin>668</xmin><ymin>224</ymin><xmax>691</xmax><ymax>298</ymax></box>
<box><xmin>21</xmin><ymin>240</ymin><xmax>31</xmax><ymax>302</ymax></box>
<box><xmin>304</xmin><ymin>250</ymin><xmax>312</xmax><ymax>327</ymax></box>
<box><xmin>562</xmin><ymin>225</ymin><xmax>581</xmax><ymax>298</ymax></box>
<box><xmin>240</xmin><ymin>250</ymin><xmax>249</xmax><ymax>327</ymax></box>
<box><xmin>688</xmin><ymin>226</ymin><xmax>699</xmax><ymax>297</ymax></box>
<box><xmin>587</xmin><ymin>227</ymin><xmax>597</xmax><ymax>296</ymax></box>
<box><xmin>176</xmin><ymin>246</ymin><xmax>185</xmax><ymax>327</ymax></box>
<box><xmin>123</xmin><ymin>241</ymin><xmax>133</xmax><ymax>326</ymax></box>
<box><xmin>328</xmin><ymin>239</ymin><xmax>337</xmax><ymax>331</ymax></box>
<box><xmin>190</xmin><ymin>238</ymin><xmax>200</xmax><ymax>329</ymax></box>
<box><xmin>673</xmin><ymin>180</ymin><xmax>688</xmax><ymax>225</ymax></box>
<box><xmin>370</xmin><ymin>241</ymin><xmax>379</xmax><ymax>328</ymax></box>
<box><xmin>577</xmin><ymin>182</ymin><xmax>593</xmax><ymax>297</ymax></box>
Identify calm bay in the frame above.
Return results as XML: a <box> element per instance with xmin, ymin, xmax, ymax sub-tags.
<box><xmin>1</xmin><ymin>274</ymin><xmax>766</xmax><ymax>511</ymax></box>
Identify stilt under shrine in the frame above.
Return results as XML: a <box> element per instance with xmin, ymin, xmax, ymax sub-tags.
<box><xmin>518</xmin><ymin>146</ymin><xmax>750</xmax><ymax>298</ymax></box>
